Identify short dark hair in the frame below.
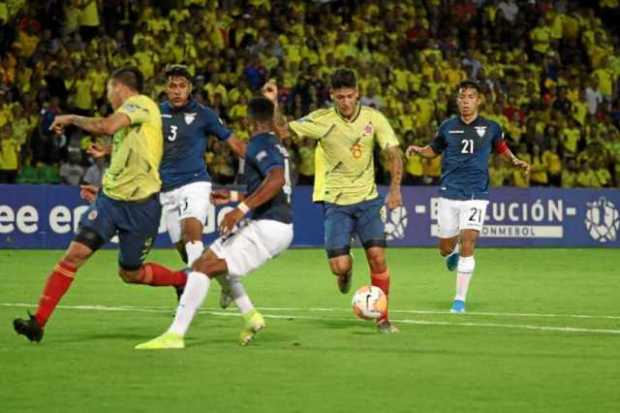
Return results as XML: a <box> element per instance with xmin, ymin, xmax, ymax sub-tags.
<box><xmin>248</xmin><ymin>97</ymin><xmax>274</xmax><ymax>123</ymax></box>
<box><xmin>330</xmin><ymin>68</ymin><xmax>357</xmax><ymax>89</ymax></box>
<box><xmin>111</xmin><ymin>67</ymin><xmax>144</xmax><ymax>93</ymax></box>
<box><xmin>165</xmin><ymin>64</ymin><xmax>192</xmax><ymax>81</ymax></box>
<box><xmin>458</xmin><ymin>80</ymin><xmax>482</xmax><ymax>94</ymax></box>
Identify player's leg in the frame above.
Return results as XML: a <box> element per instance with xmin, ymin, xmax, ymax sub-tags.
<box><xmin>135</xmin><ymin>249</ymin><xmax>228</xmax><ymax>350</ymax></box>
<box><xmin>116</xmin><ymin>197</ymin><xmax>187</xmax><ymax>288</ymax></box>
<box><xmin>13</xmin><ymin>195</ymin><xmax>116</xmax><ymax>342</ymax></box>
<box><xmin>136</xmin><ymin>220</ymin><xmax>293</xmax><ymax>349</ymax></box>
<box><xmin>451</xmin><ymin>200</ymin><xmax>488</xmax><ymax>313</ymax></box>
<box><xmin>437</xmin><ymin>198</ymin><xmax>461</xmax><ymax>271</ymax></box>
<box><xmin>356</xmin><ymin>197</ymin><xmax>398</xmax><ymax>333</ymax></box>
<box><xmin>324</xmin><ymin>203</ymin><xmax>355</xmax><ymax>293</ymax></box>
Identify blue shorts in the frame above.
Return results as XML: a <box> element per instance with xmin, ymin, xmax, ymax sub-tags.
<box><xmin>323</xmin><ymin>196</ymin><xmax>386</xmax><ymax>258</ymax></box>
<box><xmin>78</xmin><ymin>193</ymin><xmax>161</xmax><ymax>270</ymax></box>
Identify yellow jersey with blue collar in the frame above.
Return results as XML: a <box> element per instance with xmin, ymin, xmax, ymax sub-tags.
<box><xmin>103</xmin><ymin>95</ymin><xmax>163</xmax><ymax>201</ymax></box>
<box><xmin>289</xmin><ymin>105</ymin><xmax>399</xmax><ymax>205</ymax></box>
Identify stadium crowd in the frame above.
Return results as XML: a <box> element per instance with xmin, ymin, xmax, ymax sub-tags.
<box><xmin>0</xmin><ymin>0</ymin><xmax>618</xmax><ymax>188</ymax></box>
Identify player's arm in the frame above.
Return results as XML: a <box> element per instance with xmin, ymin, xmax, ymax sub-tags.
<box><xmin>374</xmin><ymin>111</ymin><xmax>403</xmax><ymax>208</ymax></box>
<box><xmin>405</xmin><ymin>144</ymin><xmax>439</xmax><ymax>158</ymax></box>
<box><xmin>497</xmin><ymin>142</ymin><xmax>530</xmax><ymax>173</ymax></box>
<box><xmin>385</xmin><ymin>145</ymin><xmax>403</xmax><ymax>208</ymax></box>
<box><xmin>50</xmin><ymin>112</ymin><xmax>130</xmax><ymax>136</ymax></box>
<box><xmin>218</xmin><ymin>167</ymin><xmax>285</xmax><ymax>236</ymax></box>
<box><xmin>225</xmin><ymin>134</ymin><xmax>247</xmax><ymax>158</ymax></box>
<box><xmin>261</xmin><ymin>79</ymin><xmax>290</xmax><ymax>139</ymax></box>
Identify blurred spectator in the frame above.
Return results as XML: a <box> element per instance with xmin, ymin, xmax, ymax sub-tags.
<box><xmin>83</xmin><ymin>156</ymin><xmax>106</xmax><ymax>187</ymax></box>
<box><xmin>0</xmin><ymin>123</ymin><xmax>20</xmax><ymax>183</ymax></box>
<box><xmin>59</xmin><ymin>151</ymin><xmax>85</xmax><ymax>185</ymax></box>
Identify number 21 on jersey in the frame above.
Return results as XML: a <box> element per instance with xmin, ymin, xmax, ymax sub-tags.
<box><xmin>461</xmin><ymin>138</ymin><xmax>474</xmax><ymax>154</ymax></box>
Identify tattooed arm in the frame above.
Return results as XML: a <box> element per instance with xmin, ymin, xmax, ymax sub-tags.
<box><xmin>385</xmin><ymin>145</ymin><xmax>403</xmax><ymax>209</ymax></box>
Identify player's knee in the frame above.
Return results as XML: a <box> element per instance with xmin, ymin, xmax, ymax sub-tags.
<box><xmin>118</xmin><ymin>268</ymin><xmax>141</xmax><ymax>284</ymax></box>
<box><xmin>438</xmin><ymin>244</ymin><xmax>453</xmax><ymax>257</ymax></box>
<box><xmin>329</xmin><ymin>257</ymin><xmax>351</xmax><ymax>277</ymax></box>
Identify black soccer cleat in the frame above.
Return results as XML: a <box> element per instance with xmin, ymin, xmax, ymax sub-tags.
<box><xmin>13</xmin><ymin>312</ymin><xmax>44</xmax><ymax>343</ymax></box>
<box><xmin>174</xmin><ymin>285</ymin><xmax>185</xmax><ymax>302</ymax></box>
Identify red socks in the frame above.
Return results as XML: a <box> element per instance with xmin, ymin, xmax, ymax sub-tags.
<box><xmin>35</xmin><ymin>261</ymin><xmax>76</xmax><ymax>327</ymax></box>
<box><xmin>371</xmin><ymin>270</ymin><xmax>390</xmax><ymax>321</ymax></box>
<box><xmin>140</xmin><ymin>263</ymin><xmax>187</xmax><ymax>287</ymax></box>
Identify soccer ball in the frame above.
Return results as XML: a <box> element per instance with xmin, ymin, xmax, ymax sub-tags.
<box><xmin>352</xmin><ymin>285</ymin><xmax>387</xmax><ymax>320</ymax></box>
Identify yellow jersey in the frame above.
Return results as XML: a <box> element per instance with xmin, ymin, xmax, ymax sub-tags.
<box><xmin>289</xmin><ymin>105</ymin><xmax>399</xmax><ymax>205</ymax></box>
<box><xmin>103</xmin><ymin>95</ymin><xmax>162</xmax><ymax>201</ymax></box>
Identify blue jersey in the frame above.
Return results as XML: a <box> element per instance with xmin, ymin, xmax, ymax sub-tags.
<box><xmin>159</xmin><ymin>99</ymin><xmax>232</xmax><ymax>191</ymax></box>
<box><xmin>430</xmin><ymin>115</ymin><xmax>505</xmax><ymax>200</ymax></box>
<box><xmin>244</xmin><ymin>132</ymin><xmax>293</xmax><ymax>224</ymax></box>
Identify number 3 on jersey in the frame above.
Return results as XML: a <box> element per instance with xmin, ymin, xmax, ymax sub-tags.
<box><xmin>461</xmin><ymin>139</ymin><xmax>474</xmax><ymax>154</ymax></box>
<box><xmin>167</xmin><ymin>125</ymin><xmax>178</xmax><ymax>142</ymax></box>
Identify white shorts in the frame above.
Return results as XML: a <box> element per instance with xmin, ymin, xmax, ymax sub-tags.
<box><xmin>160</xmin><ymin>181</ymin><xmax>212</xmax><ymax>243</ymax></box>
<box><xmin>437</xmin><ymin>197</ymin><xmax>489</xmax><ymax>238</ymax></box>
<box><xmin>210</xmin><ymin>219</ymin><xmax>293</xmax><ymax>277</ymax></box>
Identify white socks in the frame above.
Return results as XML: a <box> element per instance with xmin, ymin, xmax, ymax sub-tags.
<box><xmin>168</xmin><ymin>271</ymin><xmax>210</xmax><ymax>336</ymax></box>
<box><xmin>185</xmin><ymin>241</ymin><xmax>204</xmax><ymax>267</ymax></box>
<box><xmin>228</xmin><ymin>278</ymin><xmax>254</xmax><ymax>315</ymax></box>
<box><xmin>455</xmin><ymin>256</ymin><xmax>475</xmax><ymax>302</ymax></box>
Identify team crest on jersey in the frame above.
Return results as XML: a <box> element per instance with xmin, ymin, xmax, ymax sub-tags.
<box><xmin>363</xmin><ymin>123</ymin><xmax>374</xmax><ymax>135</ymax></box>
<box><xmin>474</xmin><ymin>126</ymin><xmax>487</xmax><ymax>138</ymax></box>
<box><xmin>184</xmin><ymin>113</ymin><xmax>197</xmax><ymax>125</ymax></box>
<box><xmin>88</xmin><ymin>209</ymin><xmax>98</xmax><ymax>221</ymax></box>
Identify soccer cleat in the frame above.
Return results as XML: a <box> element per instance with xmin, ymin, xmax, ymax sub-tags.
<box><xmin>337</xmin><ymin>272</ymin><xmax>352</xmax><ymax>294</ymax></box>
<box><xmin>446</xmin><ymin>252</ymin><xmax>460</xmax><ymax>271</ymax></box>
<box><xmin>134</xmin><ymin>332</ymin><xmax>185</xmax><ymax>350</ymax></box>
<box><xmin>450</xmin><ymin>300</ymin><xmax>466</xmax><ymax>314</ymax></box>
<box><xmin>13</xmin><ymin>312</ymin><xmax>44</xmax><ymax>343</ymax></box>
<box><xmin>240</xmin><ymin>310</ymin><xmax>266</xmax><ymax>346</ymax></box>
<box><xmin>174</xmin><ymin>285</ymin><xmax>184</xmax><ymax>302</ymax></box>
<box><xmin>376</xmin><ymin>319</ymin><xmax>399</xmax><ymax>334</ymax></box>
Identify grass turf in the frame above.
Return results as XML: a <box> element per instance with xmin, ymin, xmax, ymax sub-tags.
<box><xmin>1</xmin><ymin>248</ymin><xmax>619</xmax><ymax>413</ymax></box>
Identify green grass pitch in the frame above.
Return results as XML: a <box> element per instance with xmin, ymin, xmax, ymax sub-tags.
<box><xmin>1</xmin><ymin>248</ymin><xmax>619</xmax><ymax>413</ymax></box>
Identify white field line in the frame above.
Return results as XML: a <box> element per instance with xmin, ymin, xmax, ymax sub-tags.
<box><xmin>2</xmin><ymin>303</ymin><xmax>620</xmax><ymax>336</ymax></box>
<box><xmin>3</xmin><ymin>302</ymin><xmax>620</xmax><ymax>320</ymax></box>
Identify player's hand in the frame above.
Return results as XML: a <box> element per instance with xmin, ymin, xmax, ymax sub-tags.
<box><xmin>50</xmin><ymin>115</ymin><xmax>74</xmax><ymax>136</ymax></box>
<box><xmin>513</xmin><ymin>158</ymin><xmax>530</xmax><ymax>175</ymax></box>
<box><xmin>406</xmin><ymin>145</ymin><xmax>423</xmax><ymax>157</ymax></box>
<box><xmin>211</xmin><ymin>189</ymin><xmax>231</xmax><ymax>205</ymax></box>
<box><xmin>219</xmin><ymin>208</ymin><xmax>244</xmax><ymax>237</ymax></box>
<box><xmin>386</xmin><ymin>188</ymin><xmax>403</xmax><ymax>209</ymax></box>
<box><xmin>87</xmin><ymin>143</ymin><xmax>107</xmax><ymax>158</ymax></box>
<box><xmin>261</xmin><ymin>79</ymin><xmax>278</xmax><ymax>104</ymax></box>
<box><xmin>80</xmin><ymin>185</ymin><xmax>99</xmax><ymax>203</ymax></box>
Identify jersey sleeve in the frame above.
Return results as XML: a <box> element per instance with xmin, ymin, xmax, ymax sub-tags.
<box><xmin>203</xmin><ymin>107</ymin><xmax>232</xmax><ymax>141</ymax></box>
<box><xmin>248</xmin><ymin>139</ymin><xmax>285</xmax><ymax>176</ymax></box>
<box><xmin>373</xmin><ymin>110</ymin><xmax>399</xmax><ymax>150</ymax></box>
<box><xmin>289</xmin><ymin>110</ymin><xmax>331</xmax><ymax>141</ymax></box>
<box><xmin>491</xmin><ymin>123</ymin><xmax>509</xmax><ymax>154</ymax></box>
<box><xmin>117</xmin><ymin>96</ymin><xmax>152</xmax><ymax>125</ymax></box>
<box><xmin>429</xmin><ymin>128</ymin><xmax>447</xmax><ymax>154</ymax></box>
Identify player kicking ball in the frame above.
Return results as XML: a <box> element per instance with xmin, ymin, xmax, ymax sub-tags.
<box><xmin>262</xmin><ymin>69</ymin><xmax>403</xmax><ymax>333</ymax></box>
<box><xmin>407</xmin><ymin>80</ymin><xmax>529</xmax><ymax>313</ymax></box>
<box><xmin>135</xmin><ymin>97</ymin><xmax>293</xmax><ymax>349</ymax></box>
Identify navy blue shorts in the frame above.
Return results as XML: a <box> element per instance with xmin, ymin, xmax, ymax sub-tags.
<box><xmin>323</xmin><ymin>196</ymin><xmax>386</xmax><ymax>258</ymax></box>
<box><xmin>78</xmin><ymin>193</ymin><xmax>161</xmax><ymax>270</ymax></box>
